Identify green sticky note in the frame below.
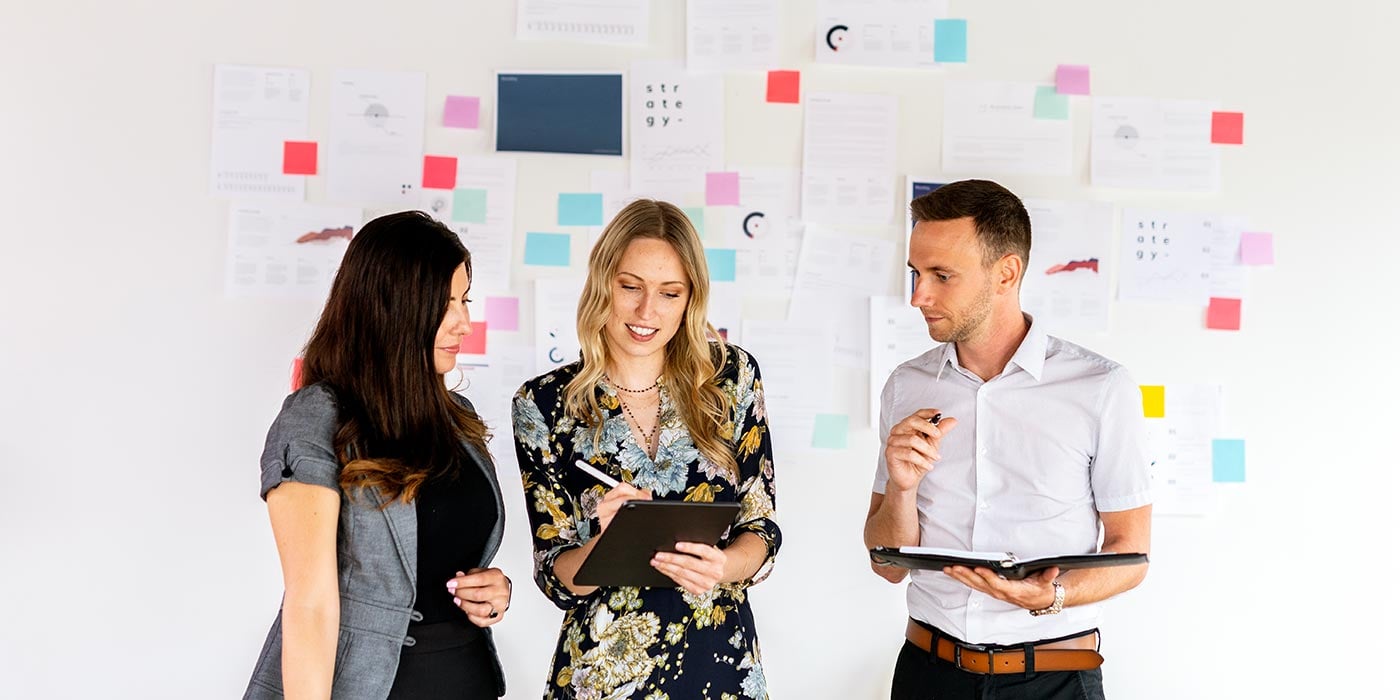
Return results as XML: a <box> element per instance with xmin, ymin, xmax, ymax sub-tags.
<box><xmin>452</xmin><ymin>188</ymin><xmax>488</xmax><ymax>224</ymax></box>
<box><xmin>812</xmin><ymin>414</ymin><xmax>849</xmax><ymax>450</ymax></box>
<box><xmin>1140</xmin><ymin>385</ymin><xmax>1165</xmax><ymax>418</ymax></box>
<box><xmin>1212</xmin><ymin>439</ymin><xmax>1246</xmax><ymax>483</ymax></box>
<box><xmin>1033</xmin><ymin>85</ymin><xmax>1070</xmax><ymax>120</ymax></box>
<box><xmin>682</xmin><ymin>206</ymin><xmax>706</xmax><ymax>238</ymax></box>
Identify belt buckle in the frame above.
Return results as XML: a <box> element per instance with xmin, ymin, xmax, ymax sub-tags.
<box><xmin>953</xmin><ymin>643</ymin><xmax>991</xmax><ymax>674</ymax></box>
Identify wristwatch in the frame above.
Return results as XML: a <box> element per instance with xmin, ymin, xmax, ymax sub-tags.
<box><xmin>1029</xmin><ymin>581</ymin><xmax>1065</xmax><ymax>616</ymax></box>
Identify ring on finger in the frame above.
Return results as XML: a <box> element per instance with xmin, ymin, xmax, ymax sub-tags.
<box><xmin>489</xmin><ymin>606</ymin><xmax>498</xmax><ymax>619</ymax></box>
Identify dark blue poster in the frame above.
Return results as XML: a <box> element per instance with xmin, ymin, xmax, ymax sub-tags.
<box><xmin>496</xmin><ymin>73</ymin><xmax>624</xmax><ymax>156</ymax></box>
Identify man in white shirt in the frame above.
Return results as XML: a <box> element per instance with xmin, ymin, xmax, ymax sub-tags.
<box><xmin>864</xmin><ymin>179</ymin><xmax>1152</xmax><ymax>699</ymax></box>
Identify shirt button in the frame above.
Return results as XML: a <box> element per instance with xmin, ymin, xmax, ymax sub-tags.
<box><xmin>978</xmin><ymin>446</ymin><xmax>988</xmax><ymax>456</ymax></box>
<box><xmin>970</xmin><ymin>600</ymin><xmax>981</xmax><ymax>608</ymax></box>
<box><xmin>978</xmin><ymin>500</ymin><xmax>989</xmax><ymax>511</ymax></box>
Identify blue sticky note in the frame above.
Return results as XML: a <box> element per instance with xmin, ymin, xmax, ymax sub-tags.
<box><xmin>524</xmin><ymin>232</ymin><xmax>571</xmax><ymax>267</ymax></box>
<box><xmin>812</xmin><ymin>414</ymin><xmax>850</xmax><ymax>450</ymax></box>
<box><xmin>705</xmin><ymin>248</ymin><xmax>737</xmax><ymax>282</ymax></box>
<box><xmin>1033</xmin><ymin>85</ymin><xmax>1070</xmax><ymax>120</ymax></box>
<box><xmin>934</xmin><ymin>19</ymin><xmax>968</xmax><ymax>63</ymax></box>
<box><xmin>558</xmin><ymin>193</ymin><xmax>604</xmax><ymax>226</ymax></box>
<box><xmin>1212</xmin><ymin>439</ymin><xmax>1246</xmax><ymax>483</ymax></box>
<box><xmin>453</xmin><ymin>188</ymin><xmax>488</xmax><ymax>223</ymax></box>
<box><xmin>682</xmin><ymin>206</ymin><xmax>706</xmax><ymax>238</ymax></box>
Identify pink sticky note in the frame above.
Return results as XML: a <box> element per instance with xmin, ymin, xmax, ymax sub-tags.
<box><xmin>1211</xmin><ymin>111</ymin><xmax>1244</xmax><ymax>145</ymax></box>
<box><xmin>1206</xmin><ymin>297</ymin><xmax>1242</xmax><ymax>331</ymax></box>
<box><xmin>766</xmin><ymin>70</ymin><xmax>800</xmax><ymax>104</ymax></box>
<box><xmin>1239</xmin><ymin>232</ymin><xmax>1274</xmax><ymax>265</ymax></box>
<box><xmin>282</xmin><ymin>141</ymin><xmax>318</xmax><ymax>175</ymax></box>
<box><xmin>459</xmin><ymin>321</ymin><xmax>488</xmax><ymax>355</ymax></box>
<box><xmin>1055</xmin><ymin>64</ymin><xmax>1091</xmax><ymax>95</ymax></box>
<box><xmin>443</xmin><ymin>96</ymin><xmax>480</xmax><ymax>129</ymax></box>
<box><xmin>422</xmin><ymin>155</ymin><xmax>458</xmax><ymax>189</ymax></box>
<box><xmin>290</xmin><ymin>357</ymin><xmax>303</xmax><ymax>391</ymax></box>
<box><xmin>706</xmin><ymin>172</ymin><xmax>740</xmax><ymax>206</ymax></box>
<box><xmin>485</xmin><ymin>296</ymin><xmax>519</xmax><ymax>332</ymax></box>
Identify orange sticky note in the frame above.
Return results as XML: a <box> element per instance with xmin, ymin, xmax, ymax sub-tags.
<box><xmin>1206</xmin><ymin>297</ymin><xmax>1241</xmax><ymax>331</ymax></box>
<box><xmin>766</xmin><ymin>70</ymin><xmax>800</xmax><ymax>104</ymax></box>
<box><xmin>1211</xmin><ymin>112</ymin><xmax>1244</xmax><ymax>145</ymax></box>
<box><xmin>282</xmin><ymin>141</ymin><xmax>318</xmax><ymax>175</ymax></box>
<box><xmin>1140</xmin><ymin>385</ymin><xmax>1165</xmax><ymax>418</ymax></box>
<box><xmin>422</xmin><ymin>155</ymin><xmax>458</xmax><ymax>190</ymax></box>
<box><xmin>459</xmin><ymin>321</ymin><xmax>487</xmax><ymax>355</ymax></box>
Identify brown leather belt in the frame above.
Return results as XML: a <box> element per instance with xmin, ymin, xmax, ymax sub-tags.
<box><xmin>905</xmin><ymin>619</ymin><xmax>1104</xmax><ymax>675</ymax></box>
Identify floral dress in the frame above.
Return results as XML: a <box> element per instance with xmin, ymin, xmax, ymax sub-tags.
<box><xmin>512</xmin><ymin>343</ymin><xmax>781</xmax><ymax>700</ymax></box>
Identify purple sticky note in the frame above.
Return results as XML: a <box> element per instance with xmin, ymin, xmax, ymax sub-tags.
<box><xmin>443</xmin><ymin>96</ymin><xmax>480</xmax><ymax>129</ymax></box>
<box><xmin>1239</xmin><ymin>232</ymin><xmax>1274</xmax><ymax>266</ymax></box>
<box><xmin>706</xmin><ymin>172</ymin><xmax>740</xmax><ymax>206</ymax></box>
<box><xmin>485</xmin><ymin>296</ymin><xmax>519</xmax><ymax>332</ymax></box>
<box><xmin>1055</xmin><ymin>65</ymin><xmax>1091</xmax><ymax>95</ymax></box>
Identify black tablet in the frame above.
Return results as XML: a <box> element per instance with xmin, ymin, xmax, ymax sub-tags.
<box><xmin>574</xmin><ymin>500</ymin><xmax>741</xmax><ymax>588</ymax></box>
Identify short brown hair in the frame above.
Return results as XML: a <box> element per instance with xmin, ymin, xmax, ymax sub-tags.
<box><xmin>909</xmin><ymin>179</ymin><xmax>1031</xmax><ymax>273</ymax></box>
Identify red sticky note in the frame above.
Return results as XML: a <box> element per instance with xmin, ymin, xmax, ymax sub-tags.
<box><xmin>459</xmin><ymin>321</ymin><xmax>488</xmax><ymax>355</ymax></box>
<box><xmin>766</xmin><ymin>70</ymin><xmax>800</xmax><ymax>104</ymax></box>
<box><xmin>422</xmin><ymin>155</ymin><xmax>458</xmax><ymax>190</ymax></box>
<box><xmin>282</xmin><ymin>141</ymin><xmax>318</xmax><ymax>175</ymax></box>
<box><xmin>290</xmin><ymin>357</ymin><xmax>304</xmax><ymax>391</ymax></box>
<box><xmin>1211</xmin><ymin>111</ymin><xmax>1244</xmax><ymax>145</ymax></box>
<box><xmin>1206</xmin><ymin>297</ymin><xmax>1241</xmax><ymax>331</ymax></box>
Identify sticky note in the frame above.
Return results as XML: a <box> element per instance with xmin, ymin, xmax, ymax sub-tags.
<box><xmin>933</xmin><ymin>19</ymin><xmax>968</xmax><ymax>63</ymax></box>
<box><xmin>290</xmin><ymin>357</ymin><xmax>303</xmax><ymax>391</ymax></box>
<box><xmin>1140</xmin><ymin>385</ymin><xmax>1165</xmax><ymax>418</ymax></box>
<box><xmin>1212</xmin><ymin>439</ymin><xmax>1246</xmax><ymax>483</ymax></box>
<box><xmin>452</xmin><ymin>188</ymin><xmax>488</xmax><ymax>224</ymax></box>
<box><xmin>1055</xmin><ymin>64</ymin><xmax>1091</xmax><ymax>95</ymax></box>
<box><xmin>812</xmin><ymin>414</ymin><xmax>850</xmax><ymax>450</ymax></box>
<box><xmin>558</xmin><ymin>193</ymin><xmax>605</xmax><ymax>226</ymax></box>
<box><xmin>766</xmin><ymin>70</ymin><xmax>800</xmax><ymax>104</ymax></box>
<box><xmin>1206</xmin><ymin>297</ymin><xmax>1242</xmax><ymax>331</ymax></box>
<box><xmin>682</xmin><ymin>206</ymin><xmax>706</xmax><ymax>238</ymax></box>
<box><xmin>422</xmin><ymin>155</ymin><xmax>458</xmax><ymax>189</ymax></box>
<box><xmin>1033</xmin><ymin>85</ymin><xmax>1070</xmax><ymax>120</ymax></box>
<box><xmin>1239</xmin><ymin>232</ymin><xmax>1274</xmax><ymax>265</ymax></box>
<box><xmin>524</xmin><ymin>232</ymin><xmax>571</xmax><ymax>266</ymax></box>
<box><xmin>1211</xmin><ymin>111</ymin><xmax>1244</xmax><ymax>145</ymax></box>
<box><xmin>282</xmin><ymin>141</ymin><xmax>317</xmax><ymax>175</ymax></box>
<box><xmin>705</xmin><ymin>248</ymin><xmax>737</xmax><ymax>282</ymax></box>
<box><xmin>706</xmin><ymin>172</ymin><xmax>740</xmax><ymax>206</ymax></box>
<box><xmin>458</xmin><ymin>321</ymin><xmax>488</xmax><ymax>355</ymax></box>
<box><xmin>485</xmin><ymin>296</ymin><xmax>519</xmax><ymax>332</ymax></box>
<box><xmin>443</xmin><ymin>95</ymin><xmax>480</xmax><ymax>129</ymax></box>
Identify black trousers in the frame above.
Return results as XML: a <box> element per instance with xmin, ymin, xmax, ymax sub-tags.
<box><xmin>387</xmin><ymin>620</ymin><xmax>499</xmax><ymax>699</ymax></box>
<box><xmin>891</xmin><ymin>639</ymin><xmax>1106</xmax><ymax>700</ymax></box>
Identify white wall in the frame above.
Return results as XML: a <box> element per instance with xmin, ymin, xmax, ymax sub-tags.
<box><xmin>3</xmin><ymin>1</ymin><xmax>1398</xmax><ymax>698</ymax></box>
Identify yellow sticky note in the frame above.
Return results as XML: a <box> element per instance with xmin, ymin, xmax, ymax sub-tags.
<box><xmin>1140</xmin><ymin>385</ymin><xmax>1165</xmax><ymax>418</ymax></box>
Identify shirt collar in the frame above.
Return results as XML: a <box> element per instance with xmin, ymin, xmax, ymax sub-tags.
<box><xmin>1007</xmin><ymin>313</ymin><xmax>1047</xmax><ymax>382</ymax></box>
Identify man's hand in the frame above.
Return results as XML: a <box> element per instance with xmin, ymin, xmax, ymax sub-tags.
<box><xmin>884</xmin><ymin>409</ymin><xmax>959</xmax><ymax>493</ymax></box>
<box><xmin>943</xmin><ymin>565</ymin><xmax>1061</xmax><ymax>611</ymax></box>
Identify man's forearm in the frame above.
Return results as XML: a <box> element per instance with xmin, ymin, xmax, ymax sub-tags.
<box><xmin>864</xmin><ymin>488</ymin><xmax>921</xmax><ymax>549</ymax></box>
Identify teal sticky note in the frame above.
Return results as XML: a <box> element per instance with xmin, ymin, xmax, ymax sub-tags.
<box><xmin>1033</xmin><ymin>85</ymin><xmax>1070</xmax><ymax>120</ymax></box>
<box><xmin>682</xmin><ymin>206</ymin><xmax>706</xmax><ymax>238</ymax></box>
<box><xmin>452</xmin><ymin>188</ymin><xmax>488</xmax><ymax>223</ymax></box>
<box><xmin>524</xmin><ymin>232</ymin><xmax>571</xmax><ymax>267</ymax></box>
<box><xmin>558</xmin><ymin>193</ymin><xmax>604</xmax><ymax>226</ymax></box>
<box><xmin>705</xmin><ymin>248</ymin><xmax>737</xmax><ymax>282</ymax></box>
<box><xmin>1212</xmin><ymin>439</ymin><xmax>1246</xmax><ymax>483</ymax></box>
<box><xmin>812</xmin><ymin>414</ymin><xmax>850</xmax><ymax>450</ymax></box>
<box><xmin>933</xmin><ymin>19</ymin><xmax>968</xmax><ymax>63</ymax></box>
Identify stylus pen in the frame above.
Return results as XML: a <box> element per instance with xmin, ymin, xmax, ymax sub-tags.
<box><xmin>574</xmin><ymin>459</ymin><xmax>621</xmax><ymax>488</ymax></box>
<box><xmin>928</xmin><ymin>412</ymin><xmax>942</xmax><ymax>425</ymax></box>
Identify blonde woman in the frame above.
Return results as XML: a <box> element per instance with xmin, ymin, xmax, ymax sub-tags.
<box><xmin>512</xmin><ymin>199</ymin><xmax>780</xmax><ymax>699</ymax></box>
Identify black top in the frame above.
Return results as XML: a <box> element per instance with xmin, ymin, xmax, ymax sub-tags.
<box><xmin>413</xmin><ymin>450</ymin><xmax>498</xmax><ymax>625</ymax></box>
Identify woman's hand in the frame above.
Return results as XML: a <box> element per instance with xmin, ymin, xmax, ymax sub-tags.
<box><xmin>596</xmin><ymin>483</ymin><xmax>652</xmax><ymax>533</ymax></box>
<box><xmin>447</xmin><ymin>568</ymin><xmax>512</xmax><ymax>627</ymax></box>
<box><xmin>651</xmin><ymin>541</ymin><xmax>728</xmax><ymax>596</ymax></box>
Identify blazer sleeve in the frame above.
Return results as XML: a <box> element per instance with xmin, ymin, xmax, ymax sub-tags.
<box><xmin>259</xmin><ymin>384</ymin><xmax>342</xmax><ymax>500</ymax></box>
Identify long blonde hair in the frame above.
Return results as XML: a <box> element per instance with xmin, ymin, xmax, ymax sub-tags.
<box><xmin>563</xmin><ymin>199</ymin><xmax>736</xmax><ymax>476</ymax></box>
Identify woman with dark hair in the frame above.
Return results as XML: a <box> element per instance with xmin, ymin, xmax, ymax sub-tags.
<box><xmin>245</xmin><ymin>211</ymin><xmax>512</xmax><ymax>700</ymax></box>
<box><xmin>512</xmin><ymin>199</ymin><xmax>781</xmax><ymax>699</ymax></box>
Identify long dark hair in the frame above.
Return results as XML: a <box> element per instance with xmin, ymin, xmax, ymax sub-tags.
<box><xmin>300</xmin><ymin>210</ymin><xmax>491</xmax><ymax>504</ymax></box>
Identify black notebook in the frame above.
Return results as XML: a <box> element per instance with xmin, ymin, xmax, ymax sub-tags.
<box><xmin>870</xmin><ymin>546</ymin><xmax>1148</xmax><ymax>581</ymax></box>
<box><xmin>575</xmin><ymin>501</ymin><xmax>740</xmax><ymax>588</ymax></box>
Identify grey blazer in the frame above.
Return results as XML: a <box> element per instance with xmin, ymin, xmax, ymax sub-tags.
<box><xmin>244</xmin><ymin>384</ymin><xmax>507</xmax><ymax>699</ymax></box>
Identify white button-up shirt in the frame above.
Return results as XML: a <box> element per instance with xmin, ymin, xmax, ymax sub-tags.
<box><xmin>874</xmin><ymin>318</ymin><xmax>1152</xmax><ymax>644</ymax></box>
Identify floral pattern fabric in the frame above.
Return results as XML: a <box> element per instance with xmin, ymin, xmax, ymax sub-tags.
<box><xmin>512</xmin><ymin>344</ymin><xmax>780</xmax><ymax>700</ymax></box>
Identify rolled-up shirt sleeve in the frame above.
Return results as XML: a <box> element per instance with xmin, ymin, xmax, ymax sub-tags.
<box><xmin>1090</xmin><ymin>366</ymin><xmax>1154</xmax><ymax>512</ymax></box>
